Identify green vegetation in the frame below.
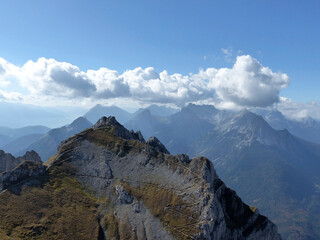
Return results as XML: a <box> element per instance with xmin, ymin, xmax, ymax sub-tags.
<box><xmin>101</xmin><ymin>213</ymin><xmax>120</xmax><ymax>239</ymax></box>
<box><xmin>86</xmin><ymin>126</ymin><xmax>144</xmax><ymax>156</ymax></box>
<box><xmin>0</xmin><ymin>163</ymin><xmax>100</xmax><ymax>240</ymax></box>
<box><xmin>249</xmin><ymin>205</ymin><xmax>257</xmax><ymax>213</ymax></box>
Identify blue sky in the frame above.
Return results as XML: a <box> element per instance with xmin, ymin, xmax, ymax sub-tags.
<box><xmin>0</xmin><ymin>0</ymin><xmax>319</xmax><ymax>117</ymax></box>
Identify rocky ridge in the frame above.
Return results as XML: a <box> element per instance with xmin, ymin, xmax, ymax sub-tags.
<box><xmin>0</xmin><ymin>150</ymin><xmax>41</xmax><ymax>173</ymax></box>
<box><xmin>0</xmin><ymin>116</ymin><xmax>281</xmax><ymax>239</ymax></box>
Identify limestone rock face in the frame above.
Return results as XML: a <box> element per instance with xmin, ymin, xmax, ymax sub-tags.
<box><xmin>0</xmin><ymin>116</ymin><xmax>282</xmax><ymax>240</ymax></box>
<box><xmin>48</xmin><ymin>116</ymin><xmax>282</xmax><ymax>239</ymax></box>
<box><xmin>115</xmin><ymin>184</ymin><xmax>134</xmax><ymax>204</ymax></box>
<box><xmin>0</xmin><ymin>161</ymin><xmax>46</xmax><ymax>192</ymax></box>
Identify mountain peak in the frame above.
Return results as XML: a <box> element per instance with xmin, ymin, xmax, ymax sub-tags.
<box><xmin>146</xmin><ymin>136</ymin><xmax>170</xmax><ymax>154</ymax></box>
<box><xmin>69</xmin><ymin>116</ymin><xmax>92</xmax><ymax>128</ymax></box>
<box><xmin>93</xmin><ymin>116</ymin><xmax>145</xmax><ymax>142</ymax></box>
<box><xmin>139</xmin><ymin>108</ymin><xmax>152</xmax><ymax>116</ymax></box>
<box><xmin>93</xmin><ymin>116</ymin><xmax>118</xmax><ymax>129</ymax></box>
<box><xmin>232</xmin><ymin>109</ymin><xmax>267</xmax><ymax>126</ymax></box>
<box><xmin>218</xmin><ymin>109</ymin><xmax>282</xmax><ymax>147</ymax></box>
<box><xmin>84</xmin><ymin>104</ymin><xmax>132</xmax><ymax>124</ymax></box>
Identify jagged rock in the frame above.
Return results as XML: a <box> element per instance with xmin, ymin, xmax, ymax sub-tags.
<box><xmin>115</xmin><ymin>184</ymin><xmax>133</xmax><ymax>204</ymax></box>
<box><xmin>146</xmin><ymin>136</ymin><xmax>170</xmax><ymax>154</ymax></box>
<box><xmin>0</xmin><ymin>150</ymin><xmax>41</xmax><ymax>173</ymax></box>
<box><xmin>20</xmin><ymin>150</ymin><xmax>41</xmax><ymax>163</ymax></box>
<box><xmin>93</xmin><ymin>116</ymin><xmax>145</xmax><ymax>142</ymax></box>
<box><xmin>0</xmin><ymin>161</ymin><xmax>46</xmax><ymax>191</ymax></box>
<box><xmin>176</xmin><ymin>153</ymin><xmax>190</xmax><ymax>163</ymax></box>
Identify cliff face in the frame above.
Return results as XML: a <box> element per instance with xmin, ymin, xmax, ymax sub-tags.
<box><xmin>0</xmin><ymin>116</ymin><xmax>281</xmax><ymax>240</ymax></box>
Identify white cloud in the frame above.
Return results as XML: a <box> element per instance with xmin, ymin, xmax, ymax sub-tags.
<box><xmin>197</xmin><ymin>55</ymin><xmax>290</xmax><ymax>107</ymax></box>
<box><xmin>0</xmin><ymin>55</ymin><xmax>289</xmax><ymax>108</ymax></box>
<box><xmin>277</xmin><ymin>97</ymin><xmax>320</xmax><ymax>121</ymax></box>
<box><xmin>18</xmin><ymin>58</ymin><xmax>96</xmax><ymax>98</ymax></box>
<box><xmin>0</xmin><ymin>90</ymin><xmax>24</xmax><ymax>101</ymax></box>
<box><xmin>0</xmin><ymin>57</ymin><xmax>18</xmax><ymax>87</ymax></box>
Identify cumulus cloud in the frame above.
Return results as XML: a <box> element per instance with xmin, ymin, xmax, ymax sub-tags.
<box><xmin>0</xmin><ymin>55</ymin><xmax>289</xmax><ymax>108</ymax></box>
<box><xmin>17</xmin><ymin>58</ymin><xmax>97</xmax><ymax>98</ymax></box>
<box><xmin>196</xmin><ymin>55</ymin><xmax>290</xmax><ymax>107</ymax></box>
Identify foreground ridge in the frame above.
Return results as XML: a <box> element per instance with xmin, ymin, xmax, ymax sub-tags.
<box><xmin>0</xmin><ymin>116</ymin><xmax>281</xmax><ymax>239</ymax></box>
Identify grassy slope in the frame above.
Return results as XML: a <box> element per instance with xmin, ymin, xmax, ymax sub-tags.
<box><xmin>0</xmin><ymin>163</ymin><xmax>100</xmax><ymax>240</ymax></box>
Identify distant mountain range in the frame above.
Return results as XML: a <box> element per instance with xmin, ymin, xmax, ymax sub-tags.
<box><xmin>120</xmin><ymin>104</ymin><xmax>320</xmax><ymax>239</ymax></box>
<box><xmin>2</xmin><ymin>102</ymin><xmax>320</xmax><ymax>238</ymax></box>
<box><xmin>0</xmin><ymin>125</ymin><xmax>50</xmax><ymax>149</ymax></box>
<box><xmin>17</xmin><ymin>117</ymin><xmax>92</xmax><ymax>161</ymax></box>
<box><xmin>83</xmin><ymin>104</ymin><xmax>179</xmax><ymax>125</ymax></box>
<box><xmin>125</xmin><ymin>105</ymin><xmax>219</xmax><ymax>154</ymax></box>
<box><xmin>190</xmin><ymin>109</ymin><xmax>320</xmax><ymax>239</ymax></box>
<box><xmin>255</xmin><ymin>109</ymin><xmax>320</xmax><ymax>144</ymax></box>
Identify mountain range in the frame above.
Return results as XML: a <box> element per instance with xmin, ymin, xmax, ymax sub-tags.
<box><xmin>0</xmin><ymin>125</ymin><xmax>50</xmax><ymax>149</ymax></box>
<box><xmin>0</xmin><ymin>116</ymin><xmax>281</xmax><ymax>239</ymax></box>
<box><xmin>1</xmin><ymin>103</ymin><xmax>320</xmax><ymax>238</ymax></box>
<box><xmin>190</xmin><ymin>109</ymin><xmax>320</xmax><ymax>239</ymax></box>
<box><xmin>120</xmin><ymin>104</ymin><xmax>320</xmax><ymax>239</ymax></box>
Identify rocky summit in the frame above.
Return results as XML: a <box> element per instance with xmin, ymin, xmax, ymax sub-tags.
<box><xmin>0</xmin><ymin>116</ymin><xmax>281</xmax><ymax>239</ymax></box>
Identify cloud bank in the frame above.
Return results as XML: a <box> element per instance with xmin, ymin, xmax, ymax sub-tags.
<box><xmin>277</xmin><ymin>97</ymin><xmax>320</xmax><ymax>121</ymax></box>
<box><xmin>0</xmin><ymin>55</ymin><xmax>289</xmax><ymax>108</ymax></box>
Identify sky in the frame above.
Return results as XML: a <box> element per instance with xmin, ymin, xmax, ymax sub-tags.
<box><xmin>0</xmin><ymin>0</ymin><xmax>320</xmax><ymax>120</ymax></box>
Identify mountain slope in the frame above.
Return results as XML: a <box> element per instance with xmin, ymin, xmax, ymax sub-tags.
<box><xmin>0</xmin><ymin>125</ymin><xmax>50</xmax><ymax>138</ymax></box>
<box><xmin>191</xmin><ymin>110</ymin><xmax>320</xmax><ymax>239</ymax></box>
<box><xmin>2</xmin><ymin>134</ymin><xmax>44</xmax><ymax>156</ymax></box>
<box><xmin>181</xmin><ymin>103</ymin><xmax>232</xmax><ymax>125</ymax></box>
<box><xmin>19</xmin><ymin>117</ymin><xmax>92</xmax><ymax>162</ymax></box>
<box><xmin>0</xmin><ymin>116</ymin><xmax>281</xmax><ymax>240</ymax></box>
<box><xmin>0</xmin><ymin>125</ymin><xmax>50</xmax><ymax>147</ymax></box>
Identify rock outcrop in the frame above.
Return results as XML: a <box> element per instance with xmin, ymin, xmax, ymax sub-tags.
<box><xmin>0</xmin><ymin>161</ymin><xmax>46</xmax><ymax>192</ymax></box>
<box><xmin>0</xmin><ymin>150</ymin><xmax>41</xmax><ymax>173</ymax></box>
<box><xmin>0</xmin><ymin>116</ymin><xmax>281</xmax><ymax>239</ymax></box>
<box><xmin>146</xmin><ymin>136</ymin><xmax>170</xmax><ymax>154</ymax></box>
